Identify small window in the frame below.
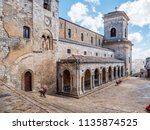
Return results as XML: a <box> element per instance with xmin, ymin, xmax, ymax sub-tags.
<box><xmin>68</xmin><ymin>29</ymin><xmax>71</xmax><ymax>38</ymax></box>
<box><xmin>110</xmin><ymin>28</ymin><xmax>116</xmax><ymax>37</ymax></box>
<box><xmin>125</xmin><ymin>28</ymin><xmax>127</xmax><ymax>38</ymax></box>
<box><xmin>23</xmin><ymin>26</ymin><xmax>30</xmax><ymax>38</ymax></box>
<box><xmin>81</xmin><ymin>33</ymin><xmax>84</xmax><ymax>41</ymax></box>
<box><xmin>104</xmin><ymin>54</ymin><xmax>106</xmax><ymax>57</ymax></box>
<box><xmin>91</xmin><ymin>37</ymin><xmax>93</xmax><ymax>44</ymax></box>
<box><xmin>67</xmin><ymin>49</ymin><xmax>71</xmax><ymax>54</ymax></box>
<box><xmin>96</xmin><ymin>53</ymin><xmax>98</xmax><ymax>56</ymax></box>
<box><xmin>111</xmin><ymin>55</ymin><xmax>113</xmax><ymax>57</ymax></box>
<box><xmin>129</xmin><ymin>57</ymin><xmax>130</xmax><ymax>63</ymax></box>
<box><xmin>99</xmin><ymin>39</ymin><xmax>101</xmax><ymax>46</ymax></box>
<box><xmin>43</xmin><ymin>0</ymin><xmax>51</xmax><ymax>11</ymax></box>
<box><xmin>84</xmin><ymin>51</ymin><xmax>87</xmax><ymax>55</ymax></box>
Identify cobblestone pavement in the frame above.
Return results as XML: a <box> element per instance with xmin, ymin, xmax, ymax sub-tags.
<box><xmin>0</xmin><ymin>77</ymin><xmax>150</xmax><ymax>113</ymax></box>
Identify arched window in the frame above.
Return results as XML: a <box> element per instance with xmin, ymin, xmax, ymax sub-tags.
<box><xmin>110</xmin><ymin>28</ymin><xmax>116</xmax><ymax>37</ymax></box>
<box><xmin>23</xmin><ymin>26</ymin><xmax>30</xmax><ymax>38</ymax></box>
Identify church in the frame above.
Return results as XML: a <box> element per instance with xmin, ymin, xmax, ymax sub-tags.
<box><xmin>0</xmin><ymin>0</ymin><xmax>132</xmax><ymax>98</ymax></box>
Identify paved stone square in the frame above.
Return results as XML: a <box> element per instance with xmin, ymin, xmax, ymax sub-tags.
<box><xmin>0</xmin><ymin>77</ymin><xmax>150</xmax><ymax>113</ymax></box>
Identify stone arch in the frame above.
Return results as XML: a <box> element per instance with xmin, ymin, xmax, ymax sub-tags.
<box><xmin>114</xmin><ymin>67</ymin><xmax>116</xmax><ymax>79</ymax></box>
<box><xmin>84</xmin><ymin>69</ymin><xmax>91</xmax><ymax>91</ymax></box>
<box><xmin>63</xmin><ymin>69</ymin><xmax>71</xmax><ymax>93</ymax></box>
<box><xmin>108</xmin><ymin>67</ymin><xmax>112</xmax><ymax>81</ymax></box>
<box><xmin>23</xmin><ymin>70</ymin><xmax>33</xmax><ymax>92</ymax></box>
<box><xmin>94</xmin><ymin>68</ymin><xmax>99</xmax><ymax>86</ymax></box>
<box><xmin>102</xmin><ymin>68</ymin><xmax>106</xmax><ymax>83</ymax></box>
<box><xmin>41</xmin><ymin>29</ymin><xmax>53</xmax><ymax>50</ymax></box>
<box><xmin>110</xmin><ymin>27</ymin><xmax>116</xmax><ymax>37</ymax></box>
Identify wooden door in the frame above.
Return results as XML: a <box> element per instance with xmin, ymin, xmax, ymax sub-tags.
<box><xmin>24</xmin><ymin>72</ymin><xmax>32</xmax><ymax>91</ymax></box>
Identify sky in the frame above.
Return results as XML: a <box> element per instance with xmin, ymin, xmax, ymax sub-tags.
<box><xmin>59</xmin><ymin>0</ymin><xmax>150</xmax><ymax>60</ymax></box>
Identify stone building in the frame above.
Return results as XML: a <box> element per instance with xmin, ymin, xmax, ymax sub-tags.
<box><xmin>141</xmin><ymin>57</ymin><xmax>150</xmax><ymax>78</ymax></box>
<box><xmin>0</xmin><ymin>0</ymin><xmax>132</xmax><ymax>98</ymax></box>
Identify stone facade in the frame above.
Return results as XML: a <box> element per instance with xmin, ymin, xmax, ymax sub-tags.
<box><xmin>0</xmin><ymin>0</ymin><xmax>132</xmax><ymax>97</ymax></box>
<box><xmin>141</xmin><ymin>57</ymin><xmax>150</xmax><ymax>78</ymax></box>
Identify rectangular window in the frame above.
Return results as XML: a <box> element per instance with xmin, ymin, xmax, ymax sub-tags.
<box><xmin>68</xmin><ymin>29</ymin><xmax>71</xmax><ymax>38</ymax></box>
<box><xmin>23</xmin><ymin>26</ymin><xmax>30</xmax><ymax>38</ymax></box>
<box><xmin>67</xmin><ymin>49</ymin><xmax>71</xmax><ymax>54</ymax></box>
<box><xmin>91</xmin><ymin>37</ymin><xmax>93</xmax><ymax>44</ymax></box>
<box><xmin>81</xmin><ymin>33</ymin><xmax>84</xmax><ymax>41</ymax></box>
<box><xmin>96</xmin><ymin>53</ymin><xmax>98</xmax><ymax>56</ymax></box>
<box><xmin>84</xmin><ymin>51</ymin><xmax>87</xmax><ymax>55</ymax></box>
<box><xmin>44</xmin><ymin>0</ymin><xmax>51</xmax><ymax>11</ymax></box>
<box><xmin>99</xmin><ymin>39</ymin><xmax>101</xmax><ymax>46</ymax></box>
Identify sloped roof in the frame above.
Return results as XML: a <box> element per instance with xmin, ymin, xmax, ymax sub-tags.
<box><xmin>59</xmin><ymin>55</ymin><xmax>124</xmax><ymax>63</ymax></box>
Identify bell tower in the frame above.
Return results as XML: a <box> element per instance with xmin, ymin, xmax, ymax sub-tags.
<box><xmin>103</xmin><ymin>11</ymin><xmax>133</xmax><ymax>75</ymax></box>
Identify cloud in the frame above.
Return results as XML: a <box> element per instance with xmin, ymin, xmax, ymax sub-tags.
<box><xmin>132</xmin><ymin>48</ymin><xmax>150</xmax><ymax>60</ymax></box>
<box><xmin>67</xmin><ymin>2</ymin><xmax>103</xmax><ymax>33</ymax></box>
<box><xmin>84</xmin><ymin>0</ymin><xmax>100</xmax><ymax>5</ymax></box>
<box><xmin>119</xmin><ymin>0</ymin><xmax>150</xmax><ymax>27</ymax></box>
<box><xmin>129</xmin><ymin>32</ymin><xmax>143</xmax><ymax>43</ymax></box>
<box><xmin>67</xmin><ymin>2</ymin><xmax>88</xmax><ymax>23</ymax></box>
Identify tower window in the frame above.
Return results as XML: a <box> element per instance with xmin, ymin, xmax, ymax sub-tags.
<box><xmin>23</xmin><ymin>26</ymin><xmax>30</xmax><ymax>38</ymax></box>
<box><xmin>67</xmin><ymin>49</ymin><xmax>71</xmax><ymax>54</ymax></box>
<box><xmin>43</xmin><ymin>0</ymin><xmax>51</xmax><ymax>11</ymax></box>
<box><xmin>81</xmin><ymin>33</ymin><xmax>84</xmax><ymax>41</ymax></box>
<box><xmin>110</xmin><ymin>28</ymin><xmax>116</xmax><ymax>37</ymax></box>
<box><xmin>68</xmin><ymin>29</ymin><xmax>71</xmax><ymax>38</ymax></box>
<box><xmin>91</xmin><ymin>37</ymin><xmax>93</xmax><ymax>44</ymax></box>
<box><xmin>125</xmin><ymin>28</ymin><xmax>127</xmax><ymax>38</ymax></box>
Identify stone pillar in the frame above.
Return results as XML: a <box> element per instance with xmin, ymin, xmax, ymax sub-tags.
<box><xmin>119</xmin><ymin>68</ymin><xmax>121</xmax><ymax>78</ymax></box>
<box><xmin>90</xmin><ymin>75</ymin><xmax>93</xmax><ymax>89</ymax></box>
<box><xmin>116</xmin><ymin>68</ymin><xmax>118</xmax><ymax>79</ymax></box>
<box><xmin>82</xmin><ymin>77</ymin><xmax>85</xmax><ymax>93</ymax></box>
<box><xmin>111</xmin><ymin>70</ymin><xmax>114</xmax><ymax>80</ymax></box>
<box><xmin>99</xmin><ymin>73</ymin><xmax>101</xmax><ymax>85</ymax></box>
<box><xmin>92</xmin><ymin>75</ymin><xmax>95</xmax><ymax>88</ymax></box>
<box><xmin>106</xmin><ymin>69</ymin><xmax>109</xmax><ymax>83</ymax></box>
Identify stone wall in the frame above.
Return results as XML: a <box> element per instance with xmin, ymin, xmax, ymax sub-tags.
<box><xmin>58</xmin><ymin>40</ymin><xmax>114</xmax><ymax>59</ymax></box>
<box><xmin>59</xmin><ymin>18</ymin><xmax>103</xmax><ymax>47</ymax></box>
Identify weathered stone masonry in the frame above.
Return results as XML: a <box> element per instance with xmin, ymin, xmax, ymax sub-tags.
<box><xmin>0</xmin><ymin>0</ymin><xmax>132</xmax><ymax>98</ymax></box>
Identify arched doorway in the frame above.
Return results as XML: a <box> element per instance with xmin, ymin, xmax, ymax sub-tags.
<box><xmin>94</xmin><ymin>69</ymin><xmax>99</xmax><ymax>86</ymax></box>
<box><xmin>84</xmin><ymin>69</ymin><xmax>91</xmax><ymax>91</ymax></box>
<box><xmin>121</xmin><ymin>66</ymin><xmax>124</xmax><ymax>77</ymax></box>
<box><xmin>24</xmin><ymin>71</ymin><xmax>32</xmax><ymax>91</ymax></box>
<box><xmin>108</xmin><ymin>67</ymin><xmax>112</xmax><ymax>81</ymax></box>
<box><xmin>102</xmin><ymin>68</ymin><xmax>106</xmax><ymax>83</ymax></box>
<box><xmin>114</xmin><ymin>67</ymin><xmax>116</xmax><ymax>79</ymax></box>
<box><xmin>63</xmin><ymin>70</ymin><xmax>71</xmax><ymax>93</ymax></box>
<box><xmin>118</xmin><ymin>66</ymin><xmax>120</xmax><ymax>78</ymax></box>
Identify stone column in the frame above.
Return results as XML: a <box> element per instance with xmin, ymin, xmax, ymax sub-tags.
<box><xmin>92</xmin><ymin>75</ymin><xmax>95</xmax><ymax>88</ymax></box>
<box><xmin>91</xmin><ymin>75</ymin><xmax>93</xmax><ymax>89</ymax></box>
<box><xmin>82</xmin><ymin>76</ymin><xmax>85</xmax><ymax>93</ymax></box>
<box><xmin>106</xmin><ymin>69</ymin><xmax>109</xmax><ymax>83</ymax></box>
<box><xmin>99</xmin><ymin>73</ymin><xmax>101</xmax><ymax>85</ymax></box>
<box><xmin>111</xmin><ymin>70</ymin><xmax>114</xmax><ymax>80</ymax></box>
<box><xmin>119</xmin><ymin>68</ymin><xmax>121</xmax><ymax>78</ymax></box>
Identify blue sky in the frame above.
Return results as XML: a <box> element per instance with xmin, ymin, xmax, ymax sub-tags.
<box><xmin>59</xmin><ymin>0</ymin><xmax>150</xmax><ymax>60</ymax></box>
